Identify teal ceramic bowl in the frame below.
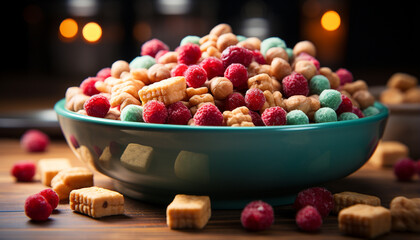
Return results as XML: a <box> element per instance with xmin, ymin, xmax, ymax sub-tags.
<box><xmin>55</xmin><ymin>99</ymin><xmax>388</xmax><ymax>209</ymax></box>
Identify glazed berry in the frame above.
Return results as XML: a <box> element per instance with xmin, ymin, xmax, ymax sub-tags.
<box><xmin>261</xmin><ymin>107</ymin><xmax>287</xmax><ymax>126</ymax></box>
<box><xmin>20</xmin><ymin>129</ymin><xmax>49</xmax><ymax>152</ymax></box>
<box><xmin>177</xmin><ymin>43</ymin><xmax>201</xmax><ymax>65</ymax></box>
<box><xmin>293</xmin><ymin>187</ymin><xmax>334</xmax><ymax>218</ymax></box>
<box><xmin>296</xmin><ymin>205</ymin><xmax>322</xmax><ymax>232</ymax></box>
<box><xmin>225</xmin><ymin>92</ymin><xmax>246</xmax><ymax>111</ymax></box>
<box><xmin>141</xmin><ymin>38</ymin><xmax>169</xmax><ymax>57</ymax></box>
<box><xmin>39</xmin><ymin>189</ymin><xmax>59</xmax><ymax>210</ymax></box>
<box><xmin>143</xmin><ymin>100</ymin><xmax>168</xmax><ymax>124</ymax></box>
<box><xmin>184</xmin><ymin>65</ymin><xmax>207</xmax><ymax>88</ymax></box>
<box><xmin>155</xmin><ymin>50</ymin><xmax>169</xmax><ymax>61</ymax></box>
<box><xmin>84</xmin><ymin>94</ymin><xmax>110</xmax><ymax>118</ymax></box>
<box><xmin>224</xmin><ymin>63</ymin><xmax>248</xmax><ymax>89</ymax></box>
<box><xmin>252</xmin><ymin>50</ymin><xmax>266</xmax><ymax>64</ymax></box>
<box><xmin>245</xmin><ymin>88</ymin><xmax>265</xmax><ymax>111</ymax></box>
<box><xmin>394</xmin><ymin>158</ymin><xmax>416</xmax><ymax>181</ymax></box>
<box><xmin>199</xmin><ymin>57</ymin><xmax>224</xmax><ymax>79</ymax></box>
<box><xmin>249</xmin><ymin>110</ymin><xmax>264</xmax><ymax>126</ymax></box>
<box><xmin>170</xmin><ymin>63</ymin><xmax>188</xmax><ymax>77</ymax></box>
<box><xmin>221</xmin><ymin>46</ymin><xmax>253</xmax><ymax>68</ymax></box>
<box><xmin>336</xmin><ymin>68</ymin><xmax>353</xmax><ymax>86</ymax></box>
<box><xmin>351</xmin><ymin>106</ymin><xmax>364</xmax><ymax>118</ymax></box>
<box><xmin>80</xmin><ymin>77</ymin><xmax>101</xmax><ymax>96</ymax></box>
<box><xmin>241</xmin><ymin>200</ymin><xmax>274</xmax><ymax>231</ymax></box>
<box><xmin>193</xmin><ymin>103</ymin><xmax>223</xmax><ymax>126</ymax></box>
<box><xmin>282</xmin><ymin>73</ymin><xmax>309</xmax><ymax>98</ymax></box>
<box><xmin>167</xmin><ymin>101</ymin><xmax>192</xmax><ymax>125</ymax></box>
<box><xmin>24</xmin><ymin>194</ymin><xmax>53</xmax><ymax>221</ymax></box>
<box><xmin>336</xmin><ymin>94</ymin><xmax>353</xmax><ymax>115</ymax></box>
<box><xmin>96</xmin><ymin>67</ymin><xmax>111</xmax><ymax>81</ymax></box>
<box><xmin>11</xmin><ymin>161</ymin><xmax>36</xmax><ymax>182</ymax></box>
<box><xmin>295</xmin><ymin>52</ymin><xmax>320</xmax><ymax>70</ymax></box>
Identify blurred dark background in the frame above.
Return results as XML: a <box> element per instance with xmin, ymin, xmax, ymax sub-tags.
<box><xmin>1</xmin><ymin>0</ymin><xmax>419</xmax><ymax>108</ymax></box>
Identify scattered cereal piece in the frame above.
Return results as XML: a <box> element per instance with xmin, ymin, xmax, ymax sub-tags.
<box><xmin>11</xmin><ymin>160</ymin><xmax>36</xmax><ymax>182</ymax></box>
<box><xmin>20</xmin><ymin>129</ymin><xmax>50</xmax><ymax>152</ymax></box>
<box><xmin>241</xmin><ymin>200</ymin><xmax>274</xmax><ymax>231</ymax></box>
<box><xmin>369</xmin><ymin>141</ymin><xmax>409</xmax><ymax>168</ymax></box>
<box><xmin>37</xmin><ymin>158</ymin><xmax>72</xmax><ymax>186</ymax></box>
<box><xmin>138</xmin><ymin>76</ymin><xmax>187</xmax><ymax>106</ymax></box>
<box><xmin>166</xmin><ymin>194</ymin><xmax>211</xmax><ymax>229</ymax></box>
<box><xmin>390</xmin><ymin>196</ymin><xmax>420</xmax><ymax>232</ymax></box>
<box><xmin>296</xmin><ymin>205</ymin><xmax>322</xmax><ymax>232</ymax></box>
<box><xmin>294</xmin><ymin>187</ymin><xmax>334</xmax><ymax>218</ymax></box>
<box><xmin>51</xmin><ymin>167</ymin><xmax>94</xmax><ymax>201</ymax></box>
<box><xmin>394</xmin><ymin>158</ymin><xmax>417</xmax><ymax>181</ymax></box>
<box><xmin>333</xmin><ymin>191</ymin><xmax>381</xmax><ymax>214</ymax></box>
<box><xmin>25</xmin><ymin>193</ymin><xmax>53</xmax><ymax>221</ymax></box>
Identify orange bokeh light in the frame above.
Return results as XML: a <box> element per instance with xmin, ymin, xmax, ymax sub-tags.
<box><xmin>321</xmin><ymin>11</ymin><xmax>341</xmax><ymax>31</ymax></box>
<box><xmin>82</xmin><ymin>22</ymin><xmax>102</xmax><ymax>43</ymax></box>
<box><xmin>59</xmin><ymin>18</ymin><xmax>78</xmax><ymax>39</ymax></box>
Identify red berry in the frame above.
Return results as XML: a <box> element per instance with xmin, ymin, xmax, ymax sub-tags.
<box><xmin>351</xmin><ymin>106</ymin><xmax>364</xmax><ymax>118</ymax></box>
<box><xmin>171</xmin><ymin>64</ymin><xmax>189</xmax><ymax>77</ymax></box>
<box><xmin>184</xmin><ymin>65</ymin><xmax>207</xmax><ymax>88</ymax></box>
<box><xmin>245</xmin><ymin>88</ymin><xmax>266</xmax><ymax>111</ymax></box>
<box><xmin>336</xmin><ymin>68</ymin><xmax>353</xmax><ymax>86</ymax></box>
<box><xmin>155</xmin><ymin>50</ymin><xmax>169</xmax><ymax>61</ymax></box>
<box><xmin>141</xmin><ymin>38</ymin><xmax>169</xmax><ymax>57</ymax></box>
<box><xmin>241</xmin><ymin>200</ymin><xmax>274</xmax><ymax>231</ymax></box>
<box><xmin>224</xmin><ymin>63</ymin><xmax>248</xmax><ymax>89</ymax></box>
<box><xmin>261</xmin><ymin>107</ymin><xmax>287</xmax><ymax>126</ymax></box>
<box><xmin>225</xmin><ymin>92</ymin><xmax>246</xmax><ymax>111</ymax></box>
<box><xmin>336</xmin><ymin>94</ymin><xmax>353</xmax><ymax>115</ymax></box>
<box><xmin>20</xmin><ymin>129</ymin><xmax>49</xmax><ymax>152</ymax></box>
<box><xmin>296</xmin><ymin>205</ymin><xmax>323</xmax><ymax>232</ymax></box>
<box><xmin>11</xmin><ymin>161</ymin><xmax>36</xmax><ymax>182</ymax></box>
<box><xmin>39</xmin><ymin>189</ymin><xmax>59</xmax><ymax>210</ymax></box>
<box><xmin>282</xmin><ymin>73</ymin><xmax>309</xmax><ymax>98</ymax></box>
<box><xmin>80</xmin><ymin>77</ymin><xmax>101</xmax><ymax>96</ymax></box>
<box><xmin>167</xmin><ymin>101</ymin><xmax>192</xmax><ymax>125</ymax></box>
<box><xmin>84</xmin><ymin>94</ymin><xmax>110</xmax><ymax>118</ymax></box>
<box><xmin>295</xmin><ymin>53</ymin><xmax>320</xmax><ymax>70</ymax></box>
<box><xmin>24</xmin><ymin>194</ymin><xmax>53</xmax><ymax>221</ymax></box>
<box><xmin>293</xmin><ymin>187</ymin><xmax>334</xmax><ymax>218</ymax></box>
<box><xmin>252</xmin><ymin>50</ymin><xmax>267</xmax><ymax>64</ymax></box>
<box><xmin>193</xmin><ymin>103</ymin><xmax>223</xmax><ymax>126</ymax></box>
<box><xmin>249</xmin><ymin>110</ymin><xmax>264</xmax><ymax>126</ymax></box>
<box><xmin>394</xmin><ymin>158</ymin><xmax>416</xmax><ymax>181</ymax></box>
<box><xmin>199</xmin><ymin>57</ymin><xmax>224</xmax><ymax>79</ymax></box>
<box><xmin>221</xmin><ymin>46</ymin><xmax>253</xmax><ymax>69</ymax></box>
<box><xmin>96</xmin><ymin>68</ymin><xmax>111</xmax><ymax>81</ymax></box>
<box><xmin>143</xmin><ymin>100</ymin><xmax>168</xmax><ymax>124</ymax></box>
<box><xmin>177</xmin><ymin>43</ymin><xmax>201</xmax><ymax>65</ymax></box>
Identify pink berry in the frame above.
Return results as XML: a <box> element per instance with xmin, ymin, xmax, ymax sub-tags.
<box><xmin>84</xmin><ymin>94</ymin><xmax>110</xmax><ymax>118</ymax></box>
<box><xmin>249</xmin><ymin>110</ymin><xmax>264</xmax><ymax>126</ymax></box>
<box><xmin>296</xmin><ymin>205</ymin><xmax>323</xmax><ymax>232</ymax></box>
<box><xmin>261</xmin><ymin>107</ymin><xmax>287</xmax><ymax>126</ymax></box>
<box><xmin>155</xmin><ymin>50</ymin><xmax>169</xmax><ymax>61</ymax></box>
<box><xmin>80</xmin><ymin>77</ymin><xmax>101</xmax><ymax>96</ymax></box>
<box><xmin>177</xmin><ymin>43</ymin><xmax>201</xmax><ymax>65</ymax></box>
<box><xmin>221</xmin><ymin>46</ymin><xmax>253</xmax><ymax>69</ymax></box>
<box><xmin>351</xmin><ymin>106</ymin><xmax>364</xmax><ymax>118</ymax></box>
<box><xmin>225</xmin><ymin>92</ymin><xmax>246</xmax><ymax>111</ymax></box>
<box><xmin>224</xmin><ymin>63</ymin><xmax>248</xmax><ymax>89</ymax></box>
<box><xmin>24</xmin><ymin>193</ymin><xmax>53</xmax><ymax>221</ymax></box>
<box><xmin>167</xmin><ymin>101</ymin><xmax>192</xmax><ymax>125</ymax></box>
<box><xmin>20</xmin><ymin>129</ymin><xmax>49</xmax><ymax>152</ymax></box>
<box><xmin>394</xmin><ymin>158</ymin><xmax>416</xmax><ymax>181</ymax></box>
<box><xmin>193</xmin><ymin>103</ymin><xmax>223</xmax><ymax>126</ymax></box>
<box><xmin>171</xmin><ymin>64</ymin><xmax>189</xmax><ymax>77</ymax></box>
<box><xmin>336</xmin><ymin>68</ymin><xmax>353</xmax><ymax>86</ymax></box>
<box><xmin>184</xmin><ymin>65</ymin><xmax>207</xmax><ymax>88</ymax></box>
<box><xmin>96</xmin><ymin>68</ymin><xmax>111</xmax><ymax>81</ymax></box>
<box><xmin>295</xmin><ymin>53</ymin><xmax>320</xmax><ymax>70</ymax></box>
<box><xmin>199</xmin><ymin>57</ymin><xmax>224</xmax><ymax>79</ymax></box>
<box><xmin>282</xmin><ymin>73</ymin><xmax>309</xmax><ymax>98</ymax></box>
<box><xmin>336</xmin><ymin>94</ymin><xmax>353</xmax><ymax>115</ymax></box>
<box><xmin>143</xmin><ymin>100</ymin><xmax>168</xmax><ymax>124</ymax></box>
<box><xmin>245</xmin><ymin>88</ymin><xmax>266</xmax><ymax>111</ymax></box>
<box><xmin>293</xmin><ymin>187</ymin><xmax>334</xmax><ymax>218</ymax></box>
<box><xmin>241</xmin><ymin>200</ymin><xmax>274</xmax><ymax>231</ymax></box>
<box><xmin>11</xmin><ymin>161</ymin><xmax>36</xmax><ymax>182</ymax></box>
<box><xmin>39</xmin><ymin>189</ymin><xmax>59</xmax><ymax>210</ymax></box>
<box><xmin>141</xmin><ymin>38</ymin><xmax>169</xmax><ymax>57</ymax></box>
<box><xmin>252</xmin><ymin>50</ymin><xmax>266</xmax><ymax>64</ymax></box>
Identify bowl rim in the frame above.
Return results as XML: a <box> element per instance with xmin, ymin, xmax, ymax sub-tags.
<box><xmin>54</xmin><ymin>98</ymin><xmax>388</xmax><ymax>132</ymax></box>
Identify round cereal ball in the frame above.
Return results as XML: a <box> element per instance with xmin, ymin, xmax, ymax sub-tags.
<box><xmin>314</xmin><ymin>107</ymin><xmax>337</xmax><ymax>123</ymax></box>
<box><xmin>260</xmin><ymin>37</ymin><xmax>287</xmax><ymax>56</ymax></box>
<box><xmin>121</xmin><ymin>104</ymin><xmax>144</xmax><ymax>122</ymax></box>
<box><xmin>310</xmin><ymin>75</ymin><xmax>331</xmax><ymax>95</ymax></box>
<box><xmin>319</xmin><ymin>89</ymin><xmax>342</xmax><ymax>110</ymax></box>
<box><xmin>236</xmin><ymin>35</ymin><xmax>247</xmax><ymax>42</ymax></box>
<box><xmin>293</xmin><ymin>40</ymin><xmax>316</xmax><ymax>57</ymax></box>
<box><xmin>363</xmin><ymin>106</ymin><xmax>380</xmax><ymax>117</ymax></box>
<box><xmin>338</xmin><ymin>112</ymin><xmax>359</xmax><ymax>121</ymax></box>
<box><xmin>286</xmin><ymin>110</ymin><xmax>309</xmax><ymax>125</ymax></box>
<box><xmin>129</xmin><ymin>55</ymin><xmax>156</xmax><ymax>70</ymax></box>
<box><xmin>180</xmin><ymin>35</ymin><xmax>200</xmax><ymax>46</ymax></box>
<box><xmin>261</xmin><ymin>106</ymin><xmax>287</xmax><ymax>126</ymax></box>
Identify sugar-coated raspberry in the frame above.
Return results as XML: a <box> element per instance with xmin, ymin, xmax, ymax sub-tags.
<box><xmin>20</xmin><ymin>129</ymin><xmax>49</xmax><ymax>152</ymax></box>
<box><xmin>296</xmin><ymin>205</ymin><xmax>323</xmax><ymax>232</ymax></box>
<box><xmin>295</xmin><ymin>52</ymin><xmax>320</xmax><ymax>70</ymax></box>
<box><xmin>167</xmin><ymin>101</ymin><xmax>192</xmax><ymax>125</ymax></box>
<box><xmin>143</xmin><ymin>100</ymin><xmax>168</xmax><ymax>124</ymax></box>
<box><xmin>336</xmin><ymin>94</ymin><xmax>353</xmax><ymax>115</ymax></box>
<box><xmin>293</xmin><ymin>187</ymin><xmax>334</xmax><ymax>218</ymax></box>
<box><xmin>282</xmin><ymin>73</ymin><xmax>309</xmax><ymax>97</ymax></box>
<box><xmin>241</xmin><ymin>200</ymin><xmax>274</xmax><ymax>231</ymax></box>
<box><xmin>177</xmin><ymin>43</ymin><xmax>201</xmax><ymax>65</ymax></box>
<box><xmin>224</xmin><ymin>92</ymin><xmax>246</xmax><ymax>111</ymax></box>
<box><xmin>11</xmin><ymin>161</ymin><xmax>36</xmax><ymax>182</ymax></box>
<box><xmin>80</xmin><ymin>77</ymin><xmax>101</xmax><ymax>96</ymax></box>
<box><xmin>39</xmin><ymin>189</ymin><xmax>59</xmax><ymax>210</ymax></box>
<box><xmin>252</xmin><ymin>50</ymin><xmax>266</xmax><ymax>64</ymax></box>
<box><xmin>199</xmin><ymin>57</ymin><xmax>224</xmax><ymax>79</ymax></box>
<box><xmin>261</xmin><ymin>106</ymin><xmax>287</xmax><ymax>126</ymax></box>
<box><xmin>336</xmin><ymin>68</ymin><xmax>353</xmax><ymax>86</ymax></box>
<box><xmin>193</xmin><ymin>103</ymin><xmax>223</xmax><ymax>126</ymax></box>
<box><xmin>96</xmin><ymin>67</ymin><xmax>111</xmax><ymax>81</ymax></box>
<box><xmin>24</xmin><ymin>193</ymin><xmax>53</xmax><ymax>221</ymax></box>
<box><xmin>84</xmin><ymin>94</ymin><xmax>110</xmax><ymax>118</ymax></box>
<box><xmin>184</xmin><ymin>65</ymin><xmax>207</xmax><ymax>88</ymax></box>
<box><xmin>248</xmin><ymin>110</ymin><xmax>264</xmax><ymax>126</ymax></box>
<box><xmin>221</xmin><ymin>46</ymin><xmax>253</xmax><ymax>68</ymax></box>
<box><xmin>170</xmin><ymin>63</ymin><xmax>189</xmax><ymax>77</ymax></box>
<box><xmin>141</xmin><ymin>38</ymin><xmax>169</xmax><ymax>57</ymax></box>
<box><xmin>394</xmin><ymin>158</ymin><xmax>417</xmax><ymax>181</ymax></box>
<box><xmin>224</xmin><ymin>63</ymin><xmax>248</xmax><ymax>89</ymax></box>
<box><xmin>155</xmin><ymin>50</ymin><xmax>169</xmax><ymax>61</ymax></box>
<box><xmin>351</xmin><ymin>106</ymin><xmax>364</xmax><ymax>118</ymax></box>
<box><xmin>245</xmin><ymin>88</ymin><xmax>266</xmax><ymax>111</ymax></box>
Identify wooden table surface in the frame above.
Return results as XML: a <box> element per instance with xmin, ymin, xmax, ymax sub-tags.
<box><xmin>0</xmin><ymin>139</ymin><xmax>419</xmax><ymax>240</ymax></box>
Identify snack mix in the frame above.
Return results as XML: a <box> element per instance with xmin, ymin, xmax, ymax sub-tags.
<box><xmin>65</xmin><ymin>23</ymin><xmax>380</xmax><ymax>126</ymax></box>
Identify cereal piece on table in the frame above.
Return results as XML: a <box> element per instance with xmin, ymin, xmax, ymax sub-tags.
<box><xmin>51</xmin><ymin>167</ymin><xmax>94</xmax><ymax>200</ymax></box>
<box><xmin>338</xmin><ymin>204</ymin><xmax>391</xmax><ymax>238</ymax></box>
<box><xmin>166</xmin><ymin>194</ymin><xmax>211</xmax><ymax>229</ymax></box>
<box><xmin>390</xmin><ymin>196</ymin><xmax>420</xmax><ymax>232</ymax></box>
<box><xmin>38</xmin><ymin>158</ymin><xmax>72</xmax><ymax>186</ymax></box>
<box><xmin>70</xmin><ymin>187</ymin><xmax>124</xmax><ymax>218</ymax></box>
<box><xmin>333</xmin><ymin>191</ymin><xmax>381</xmax><ymax>214</ymax></box>
<box><xmin>138</xmin><ymin>76</ymin><xmax>187</xmax><ymax>106</ymax></box>
<box><xmin>368</xmin><ymin>141</ymin><xmax>409</xmax><ymax>168</ymax></box>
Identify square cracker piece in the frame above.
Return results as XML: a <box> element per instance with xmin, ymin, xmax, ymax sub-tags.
<box><xmin>368</xmin><ymin>141</ymin><xmax>409</xmax><ymax>168</ymax></box>
<box><xmin>37</xmin><ymin>158</ymin><xmax>72</xmax><ymax>187</ymax></box>
<box><xmin>51</xmin><ymin>167</ymin><xmax>93</xmax><ymax>200</ymax></box>
<box><xmin>333</xmin><ymin>191</ymin><xmax>381</xmax><ymax>214</ymax></box>
<box><xmin>166</xmin><ymin>194</ymin><xmax>211</xmax><ymax>229</ymax></box>
<box><xmin>70</xmin><ymin>187</ymin><xmax>124</xmax><ymax>218</ymax></box>
<box><xmin>390</xmin><ymin>196</ymin><xmax>420</xmax><ymax>232</ymax></box>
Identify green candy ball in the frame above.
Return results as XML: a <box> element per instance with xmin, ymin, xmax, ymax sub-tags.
<box><xmin>236</xmin><ymin>35</ymin><xmax>247</xmax><ymax>42</ymax></box>
<box><xmin>338</xmin><ymin>112</ymin><xmax>359</xmax><ymax>121</ymax></box>
<box><xmin>260</xmin><ymin>37</ymin><xmax>287</xmax><ymax>56</ymax></box>
<box><xmin>129</xmin><ymin>55</ymin><xmax>156</xmax><ymax>70</ymax></box>
<box><xmin>286</xmin><ymin>110</ymin><xmax>309</xmax><ymax>125</ymax></box>
<box><xmin>319</xmin><ymin>89</ymin><xmax>342</xmax><ymax>110</ymax></box>
<box><xmin>310</xmin><ymin>75</ymin><xmax>330</xmax><ymax>95</ymax></box>
<box><xmin>121</xmin><ymin>105</ymin><xmax>144</xmax><ymax>122</ymax></box>
<box><xmin>314</xmin><ymin>107</ymin><xmax>337</xmax><ymax>123</ymax></box>
<box><xmin>363</xmin><ymin>106</ymin><xmax>380</xmax><ymax>117</ymax></box>
<box><xmin>285</xmin><ymin>48</ymin><xmax>294</xmax><ymax>61</ymax></box>
<box><xmin>180</xmin><ymin>35</ymin><xmax>200</xmax><ymax>46</ymax></box>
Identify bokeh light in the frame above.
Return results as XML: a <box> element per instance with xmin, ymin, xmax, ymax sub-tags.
<box><xmin>59</xmin><ymin>18</ymin><xmax>78</xmax><ymax>39</ymax></box>
<box><xmin>321</xmin><ymin>10</ymin><xmax>341</xmax><ymax>31</ymax></box>
<box><xmin>82</xmin><ymin>22</ymin><xmax>102</xmax><ymax>43</ymax></box>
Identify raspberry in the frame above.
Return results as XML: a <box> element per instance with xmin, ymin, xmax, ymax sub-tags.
<box><xmin>11</xmin><ymin>161</ymin><xmax>36</xmax><ymax>182</ymax></box>
<box><xmin>143</xmin><ymin>100</ymin><xmax>168</xmax><ymax>124</ymax></box>
<box><xmin>295</xmin><ymin>52</ymin><xmax>320</xmax><ymax>70</ymax></box>
<box><xmin>177</xmin><ymin>43</ymin><xmax>201</xmax><ymax>65</ymax></box>
<box><xmin>293</xmin><ymin>187</ymin><xmax>334</xmax><ymax>218</ymax></box>
<box><xmin>167</xmin><ymin>101</ymin><xmax>192</xmax><ymax>125</ymax></box>
<box><xmin>224</xmin><ymin>92</ymin><xmax>246</xmax><ymax>111</ymax></box>
<box><xmin>96</xmin><ymin>67</ymin><xmax>111</xmax><ymax>81</ymax></box>
<box><xmin>83</xmin><ymin>94</ymin><xmax>110</xmax><ymax>118</ymax></box>
<box><xmin>336</xmin><ymin>94</ymin><xmax>353</xmax><ymax>115</ymax></box>
<box><xmin>224</xmin><ymin>63</ymin><xmax>248</xmax><ymax>89</ymax></box>
<box><xmin>80</xmin><ymin>77</ymin><xmax>101</xmax><ymax>96</ymax></box>
<box><xmin>351</xmin><ymin>106</ymin><xmax>365</xmax><ymax>118</ymax></box>
<box><xmin>155</xmin><ymin>50</ymin><xmax>169</xmax><ymax>61</ymax></box>
<box><xmin>296</xmin><ymin>205</ymin><xmax>323</xmax><ymax>232</ymax></box>
<box><xmin>20</xmin><ymin>129</ymin><xmax>49</xmax><ymax>152</ymax></box>
<box><xmin>24</xmin><ymin>193</ymin><xmax>53</xmax><ymax>221</ymax></box>
<box><xmin>141</xmin><ymin>38</ymin><xmax>169</xmax><ymax>57</ymax></box>
<box><xmin>193</xmin><ymin>103</ymin><xmax>223</xmax><ymax>126</ymax></box>
<box><xmin>221</xmin><ymin>46</ymin><xmax>253</xmax><ymax>69</ymax></box>
<box><xmin>252</xmin><ymin>50</ymin><xmax>266</xmax><ymax>64</ymax></box>
<box><xmin>336</xmin><ymin>68</ymin><xmax>353</xmax><ymax>86</ymax></box>
<box><xmin>184</xmin><ymin>65</ymin><xmax>207</xmax><ymax>88</ymax></box>
<box><xmin>394</xmin><ymin>158</ymin><xmax>416</xmax><ymax>181</ymax></box>
<box><xmin>39</xmin><ymin>189</ymin><xmax>59</xmax><ymax>210</ymax></box>
<box><xmin>282</xmin><ymin>73</ymin><xmax>309</xmax><ymax>97</ymax></box>
<box><xmin>240</xmin><ymin>200</ymin><xmax>274</xmax><ymax>231</ymax></box>
<box><xmin>261</xmin><ymin>107</ymin><xmax>287</xmax><ymax>126</ymax></box>
<box><xmin>199</xmin><ymin>57</ymin><xmax>224</xmax><ymax>79</ymax></box>
<box><xmin>245</xmin><ymin>88</ymin><xmax>266</xmax><ymax>111</ymax></box>
<box><xmin>170</xmin><ymin>63</ymin><xmax>189</xmax><ymax>77</ymax></box>
<box><xmin>248</xmin><ymin>110</ymin><xmax>264</xmax><ymax>126</ymax></box>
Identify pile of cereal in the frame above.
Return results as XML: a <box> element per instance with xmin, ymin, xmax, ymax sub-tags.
<box><xmin>380</xmin><ymin>73</ymin><xmax>420</xmax><ymax>105</ymax></box>
<box><xmin>65</xmin><ymin>23</ymin><xmax>380</xmax><ymax>126</ymax></box>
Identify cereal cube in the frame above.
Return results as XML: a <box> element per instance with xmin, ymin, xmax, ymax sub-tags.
<box><xmin>338</xmin><ymin>204</ymin><xmax>391</xmax><ymax>238</ymax></box>
<box><xmin>51</xmin><ymin>167</ymin><xmax>94</xmax><ymax>200</ymax></box>
<box><xmin>390</xmin><ymin>196</ymin><xmax>420</xmax><ymax>232</ymax></box>
<box><xmin>37</xmin><ymin>158</ymin><xmax>72</xmax><ymax>186</ymax></box>
<box><xmin>138</xmin><ymin>76</ymin><xmax>187</xmax><ymax>106</ymax></box>
<box><xmin>166</xmin><ymin>194</ymin><xmax>211</xmax><ymax>229</ymax></box>
<box><xmin>333</xmin><ymin>191</ymin><xmax>381</xmax><ymax>214</ymax></box>
<box><xmin>369</xmin><ymin>141</ymin><xmax>409</xmax><ymax>168</ymax></box>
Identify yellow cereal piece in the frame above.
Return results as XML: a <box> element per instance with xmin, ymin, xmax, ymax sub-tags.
<box><xmin>339</xmin><ymin>204</ymin><xmax>391</xmax><ymax>238</ymax></box>
<box><xmin>333</xmin><ymin>191</ymin><xmax>381</xmax><ymax>214</ymax></box>
<box><xmin>51</xmin><ymin>167</ymin><xmax>94</xmax><ymax>200</ymax></box>
<box><xmin>369</xmin><ymin>141</ymin><xmax>409</xmax><ymax>168</ymax></box>
<box><xmin>37</xmin><ymin>158</ymin><xmax>72</xmax><ymax>187</ymax></box>
<box><xmin>138</xmin><ymin>76</ymin><xmax>187</xmax><ymax>106</ymax></box>
<box><xmin>390</xmin><ymin>196</ymin><xmax>420</xmax><ymax>232</ymax></box>
<box><xmin>166</xmin><ymin>194</ymin><xmax>211</xmax><ymax>229</ymax></box>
